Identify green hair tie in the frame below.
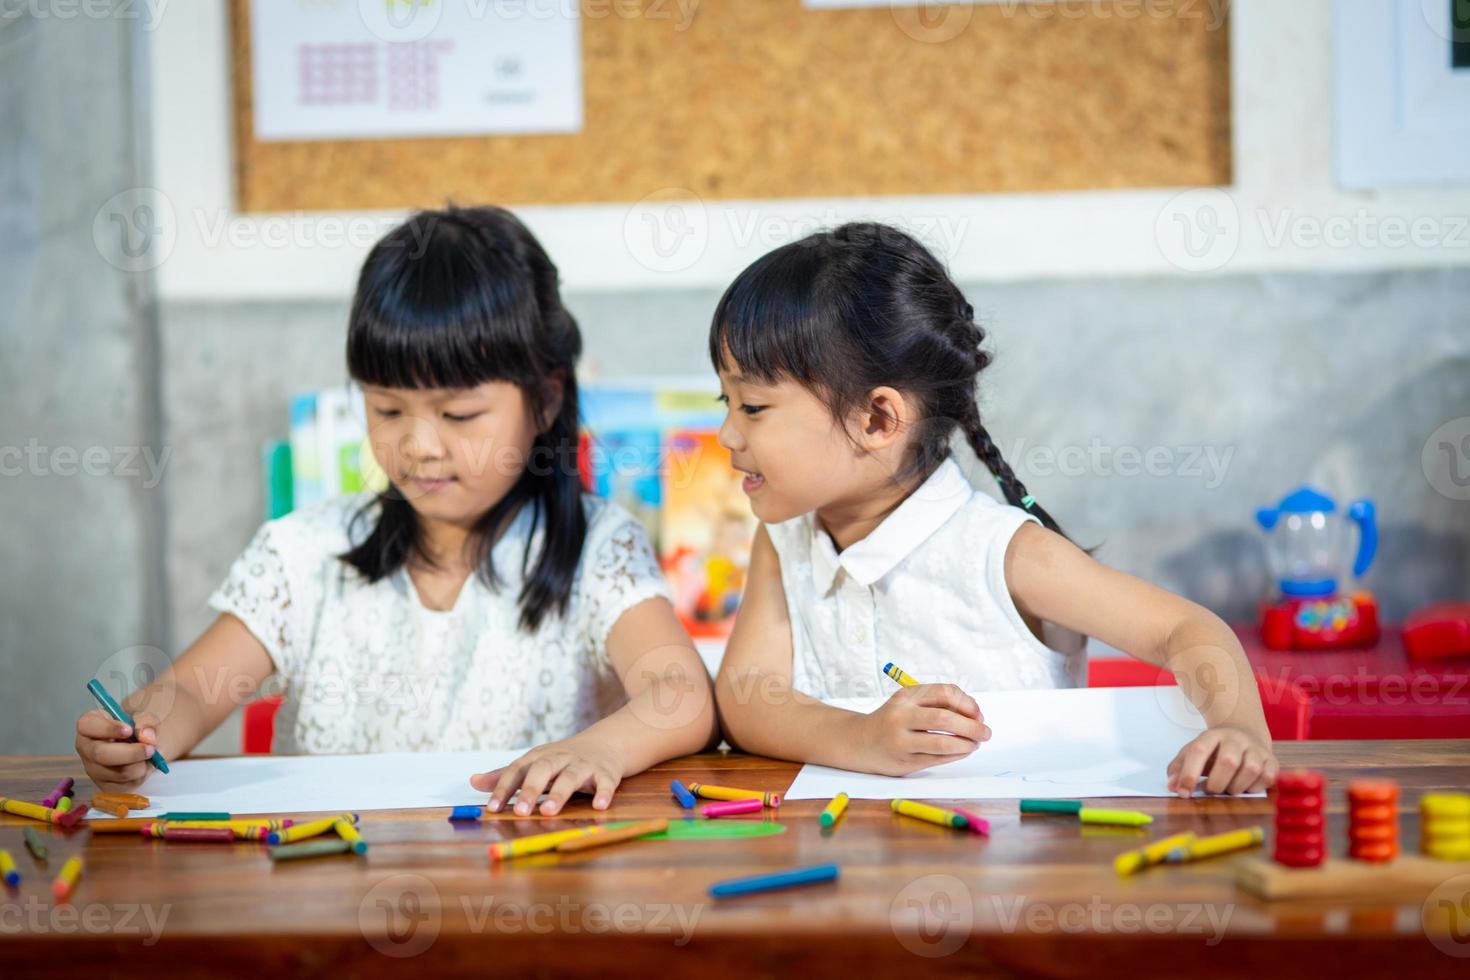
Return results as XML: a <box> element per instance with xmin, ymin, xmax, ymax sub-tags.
<box><xmin>1020</xmin><ymin>495</ymin><xmax>1036</xmax><ymax>510</ymax></box>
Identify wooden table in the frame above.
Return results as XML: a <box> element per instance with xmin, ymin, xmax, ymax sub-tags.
<box><xmin>3</xmin><ymin>742</ymin><xmax>1470</xmax><ymax>977</ymax></box>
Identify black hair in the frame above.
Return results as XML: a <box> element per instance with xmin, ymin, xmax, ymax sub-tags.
<box><xmin>340</xmin><ymin>205</ymin><xmax>586</xmax><ymax>631</ymax></box>
<box><xmin>709</xmin><ymin>221</ymin><xmax>1071</xmax><ymax>539</ymax></box>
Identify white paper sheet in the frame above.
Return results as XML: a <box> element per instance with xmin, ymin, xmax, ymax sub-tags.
<box><xmin>782</xmin><ymin>686</ymin><xmax>1265</xmax><ymax>800</ymax></box>
<box><xmin>250</xmin><ymin>0</ymin><xmax>583</xmax><ymax>141</ymax></box>
<box><xmin>96</xmin><ymin>750</ymin><xmax>520</xmax><ymax>818</ymax></box>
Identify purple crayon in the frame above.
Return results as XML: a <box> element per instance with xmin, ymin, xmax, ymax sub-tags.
<box><xmin>41</xmin><ymin>778</ymin><xmax>74</xmax><ymax>809</ymax></box>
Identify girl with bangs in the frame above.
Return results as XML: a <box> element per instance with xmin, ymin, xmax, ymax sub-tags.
<box><xmin>75</xmin><ymin>206</ymin><xmax>717</xmax><ymax>816</ymax></box>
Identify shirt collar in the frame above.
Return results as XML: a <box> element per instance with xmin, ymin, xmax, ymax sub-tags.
<box><xmin>809</xmin><ymin>456</ymin><xmax>974</xmax><ymax>593</ymax></box>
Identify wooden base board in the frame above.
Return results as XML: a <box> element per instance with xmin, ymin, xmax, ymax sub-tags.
<box><xmin>1234</xmin><ymin>854</ymin><xmax>1470</xmax><ymax>901</ymax></box>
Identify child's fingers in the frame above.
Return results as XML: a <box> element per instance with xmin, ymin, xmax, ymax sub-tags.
<box><xmin>907</xmin><ymin>731</ymin><xmax>980</xmax><ymax>757</ymax></box>
<box><xmin>1223</xmin><ymin>749</ymin><xmax>1265</xmax><ymax>796</ymax></box>
<box><xmin>1204</xmin><ymin>743</ymin><xmax>1244</xmax><ymax>795</ymax></box>
<box><xmin>910</xmin><ymin>684</ymin><xmax>981</xmax><ymax>720</ymax></box>
<box><xmin>1257</xmin><ymin>756</ymin><xmax>1280</xmax><ymax>792</ymax></box>
<box><xmin>540</xmin><ymin>764</ymin><xmax>593</xmax><ymax>816</ymax></box>
<box><xmin>590</xmin><ymin>770</ymin><xmax>619</xmax><ymax>810</ymax></box>
<box><xmin>1172</xmin><ymin>734</ymin><xmax>1219</xmax><ymax>798</ymax></box>
<box><xmin>469</xmin><ymin>769</ymin><xmax>501</xmax><ymax>793</ymax></box>
<box><xmin>77</xmin><ymin>709</ymin><xmax>131</xmax><ymax>741</ymax></box>
<box><xmin>87</xmin><ymin>760</ymin><xmax>150</xmax><ymax>790</ymax></box>
<box><xmin>485</xmin><ymin>761</ymin><xmax>531</xmax><ymax>812</ymax></box>
<box><xmin>132</xmin><ymin>711</ymin><xmax>162</xmax><ymax>745</ymax></box>
<box><xmin>911</xmin><ymin>707</ymin><xmax>987</xmax><ymax>743</ymax></box>
<box><xmin>513</xmin><ymin>758</ymin><xmax>562</xmax><ymax>816</ymax></box>
<box><xmin>90</xmin><ymin>739</ymin><xmax>154</xmax><ymax>768</ymax></box>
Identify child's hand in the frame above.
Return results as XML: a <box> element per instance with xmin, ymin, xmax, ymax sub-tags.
<box><xmin>1166</xmin><ymin>725</ymin><xmax>1278</xmax><ymax>798</ymax></box>
<box><xmin>856</xmin><ymin>684</ymin><xmax>991</xmax><ymax>777</ymax></box>
<box><xmin>74</xmin><ymin>708</ymin><xmax>162</xmax><ymax>792</ymax></box>
<box><xmin>470</xmin><ymin>735</ymin><xmax>628</xmax><ymax>816</ymax></box>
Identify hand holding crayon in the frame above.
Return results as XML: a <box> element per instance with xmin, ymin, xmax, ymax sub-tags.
<box><xmin>857</xmin><ymin>679</ymin><xmax>991</xmax><ymax>776</ymax></box>
<box><xmin>74</xmin><ymin>700</ymin><xmax>167</xmax><ymax>792</ymax></box>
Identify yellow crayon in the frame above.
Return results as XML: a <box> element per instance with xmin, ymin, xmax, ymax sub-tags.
<box><xmin>2</xmin><ymin>798</ymin><xmax>58</xmax><ymax>823</ymax></box>
<box><xmin>1079</xmin><ymin>808</ymin><xmax>1153</xmax><ymax>827</ymax></box>
<box><xmin>820</xmin><ymin>793</ymin><xmax>849</xmax><ymax>828</ymax></box>
<box><xmin>51</xmin><ymin>857</ymin><xmax>82</xmax><ymax>901</ymax></box>
<box><xmin>883</xmin><ymin>662</ymin><xmax>920</xmax><ymax>687</ymax></box>
<box><xmin>687</xmin><ymin>783</ymin><xmax>781</xmax><ymax>808</ymax></box>
<box><xmin>0</xmin><ymin>849</ymin><xmax>19</xmax><ymax>887</ymax></box>
<box><xmin>1165</xmin><ymin>826</ymin><xmax>1264</xmax><ymax>864</ymax></box>
<box><xmin>488</xmin><ymin>827</ymin><xmax>597</xmax><ymax>861</ymax></box>
<box><xmin>1114</xmin><ymin>832</ymin><xmax>1196</xmax><ymax>876</ymax></box>
<box><xmin>334</xmin><ymin>819</ymin><xmax>368</xmax><ymax>855</ymax></box>
<box><xmin>267</xmin><ymin>815</ymin><xmax>344</xmax><ymax>845</ymax></box>
<box><xmin>891</xmin><ymin>799</ymin><xmax>967</xmax><ymax>829</ymax></box>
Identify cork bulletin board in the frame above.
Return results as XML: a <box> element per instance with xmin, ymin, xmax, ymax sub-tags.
<box><xmin>229</xmin><ymin>0</ymin><xmax>1231</xmax><ymax>211</ymax></box>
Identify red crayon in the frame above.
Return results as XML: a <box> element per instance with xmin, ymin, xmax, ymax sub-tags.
<box><xmin>951</xmin><ymin>807</ymin><xmax>991</xmax><ymax>836</ymax></box>
<box><xmin>701</xmin><ymin>798</ymin><xmax>763</xmax><ymax>818</ymax></box>
<box><xmin>160</xmin><ymin>826</ymin><xmax>237</xmax><ymax>843</ymax></box>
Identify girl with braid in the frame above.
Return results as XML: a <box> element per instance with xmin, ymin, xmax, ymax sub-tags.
<box><xmin>710</xmin><ymin>223</ymin><xmax>1277</xmax><ymax>797</ymax></box>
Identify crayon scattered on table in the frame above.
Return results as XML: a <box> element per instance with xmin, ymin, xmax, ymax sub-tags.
<box><xmin>449</xmin><ymin>805</ymin><xmax>483</xmax><ymax>822</ymax></box>
<box><xmin>1</xmin><ymin>797</ymin><xmax>89</xmax><ymax>829</ymax></box>
<box><xmin>891</xmin><ymin>799</ymin><xmax>968</xmax><ymax>830</ymax></box>
<box><xmin>90</xmin><ymin>798</ymin><xmax>129</xmax><ymax>818</ymax></box>
<box><xmin>93</xmin><ymin>792</ymin><xmax>149</xmax><ymax>810</ymax></box>
<box><xmin>334</xmin><ymin>819</ymin><xmax>368</xmax><ymax>855</ymax></box>
<box><xmin>709</xmin><ymin>863</ymin><xmax>840</xmax><ymax>899</ymax></box>
<box><xmin>51</xmin><ymin>856</ymin><xmax>82</xmax><ymax>901</ymax></box>
<box><xmin>670</xmin><ymin>779</ymin><xmax>697</xmax><ymax>809</ymax></box>
<box><xmin>1021</xmin><ymin>799</ymin><xmax>1083</xmax><ymax>815</ymax></box>
<box><xmin>819</xmin><ymin>793</ymin><xmax>849</xmax><ymax>828</ymax></box>
<box><xmin>158</xmin><ymin>812</ymin><xmax>231</xmax><ymax>822</ymax></box>
<box><xmin>489</xmin><ymin>827</ymin><xmax>597</xmax><ymax>862</ymax></box>
<box><xmin>86</xmin><ymin>678</ymin><xmax>169</xmax><ymax>774</ymax></box>
<box><xmin>88</xmin><ymin>818</ymin><xmax>158</xmax><ymax>834</ymax></box>
<box><xmin>54</xmin><ymin>796</ymin><xmax>73</xmax><ymax>813</ymax></box>
<box><xmin>0</xmin><ymin>849</ymin><xmax>19</xmax><ymax>886</ymax></box>
<box><xmin>1115</xmin><ymin>832</ymin><xmax>1196</xmax><ymax>876</ymax></box>
<box><xmin>701</xmin><ymin>798</ymin><xmax>763</xmax><ymax>818</ymax></box>
<box><xmin>687</xmin><ymin>783</ymin><xmax>781</xmax><ymax>808</ymax></box>
<box><xmin>269</xmin><ymin>839</ymin><xmax>353</xmax><ymax>862</ymax></box>
<box><xmin>22</xmin><ymin>827</ymin><xmax>47</xmax><ymax>861</ymax></box>
<box><xmin>557</xmin><ymin>819</ymin><xmax>670</xmax><ymax>854</ymax></box>
<box><xmin>882</xmin><ymin>662</ymin><xmax>920</xmax><ymax>687</ymax></box>
<box><xmin>41</xmin><ymin>778</ymin><xmax>74</xmax><ymax>809</ymax></box>
<box><xmin>1164</xmin><ymin>827</ymin><xmax>1263</xmax><ymax>864</ymax></box>
<box><xmin>159</xmin><ymin>826</ymin><xmax>237</xmax><ymax>843</ymax></box>
<box><xmin>951</xmin><ymin>806</ymin><xmax>990</xmax><ymax>836</ymax></box>
<box><xmin>1079</xmin><ymin>808</ymin><xmax>1153</xmax><ymax>827</ymax></box>
<box><xmin>267</xmin><ymin>815</ymin><xmax>345</xmax><ymax>846</ymax></box>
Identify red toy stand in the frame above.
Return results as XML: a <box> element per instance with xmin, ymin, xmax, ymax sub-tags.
<box><xmin>1260</xmin><ymin>591</ymin><xmax>1380</xmax><ymax>651</ymax></box>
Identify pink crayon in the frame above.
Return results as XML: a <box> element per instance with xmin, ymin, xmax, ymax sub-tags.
<box><xmin>701</xmin><ymin>798</ymin><xmax>763</xmax><ymax>818</ymax></box>
<box><xmin>952</xmin><ymin>807</ymin><xmax>990</xmax><ymax>836</ymax></box>
<box><xmin>41</xmin><ymin>778</ymin><xmax>74</xmax><ymax>809</ymax></box>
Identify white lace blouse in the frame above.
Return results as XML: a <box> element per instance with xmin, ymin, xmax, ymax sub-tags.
<box><xmin>208</xmin><ymin>494</ymin><xmax>672</xmax><ymax>754</ymax></box>
<box><xmin>765</xmin><ymin>456</ymin><xmax>1086</xmax><ymax>701</ymax></box>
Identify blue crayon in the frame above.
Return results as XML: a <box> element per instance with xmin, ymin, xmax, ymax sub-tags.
<box><xmin>86</xmin><ymin>679</ymin><xmax>170</xmax><ymax>774</ymax></box>
<box><xmin>709</xmin><ymin>863</ymin><xmax>840</xmax><ymax>899</ymax></box>
<box><xmin>670</xmin><ymin>780</ymin><xmax>696</xmax><ymax>809</ymax></box>
<box><xmin>449</xmin><ymin>805</ymin><xmax>483</xmax><ymax>822</ymax></box>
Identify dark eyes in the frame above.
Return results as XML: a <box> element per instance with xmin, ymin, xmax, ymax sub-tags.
<box><xmin>371</xmin><ymin>408</ymin><xmax>480</xmax><ymax>422</ymax></box>
<box><xmin>716</xmin><ymin>394</ymin><xmax>766</xmax><ymax>416</ymax></box>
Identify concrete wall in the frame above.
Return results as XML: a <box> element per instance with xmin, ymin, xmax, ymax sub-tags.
<box><xmin>0</xmin><ymin>5</ymin><xmax>168</xmax><ymax>753</ymax></box>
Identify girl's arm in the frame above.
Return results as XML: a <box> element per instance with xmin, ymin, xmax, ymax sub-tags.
<box><xmin>471</xmin><ymin>596</ymin><xmax>719</xmax><ymax>816</ymax></box>
<box><xmin>1005</xmin><ymin>522</ymin><xmax>1278</xmax><ymax>797</ymax></box>
<box><xmin>714</xmin><ymin>526</ymin><xmax>988</xmax><ymax>776</ymax></box>
<box><xmin>75</xmin><ymin>614</ymin><xmax>276</xmax><ymax>791</ymax></box>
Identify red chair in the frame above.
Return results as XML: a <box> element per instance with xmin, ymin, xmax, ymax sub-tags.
<box><xmin>242</xmin><ymin>693</ymin><xmax>284</xmax><ymax>754</ymax></box>
<box><xmin>1086</xmin><ymin>657</ymin><xmax>1312</xmax><ymax>741</ymax></box>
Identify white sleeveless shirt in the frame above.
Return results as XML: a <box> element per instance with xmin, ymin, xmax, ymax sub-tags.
<box><xmin>765</xmin><ymin>456</ymin><xmax>1085</xmax><ymax>700</ymax></box>
<box><xmin>208</xmin><ymin>494</ymin><xmax>671</xmax><ymax>754</ymax></box>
